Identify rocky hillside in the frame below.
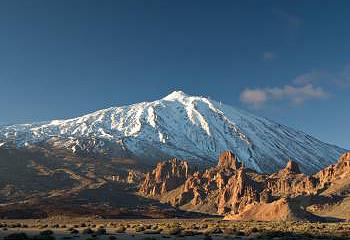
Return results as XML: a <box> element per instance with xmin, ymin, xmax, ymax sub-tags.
<box><xmin>139</xmin><ymin>151</ymin><xmax>350</xmax><ymax>221</ymax></box>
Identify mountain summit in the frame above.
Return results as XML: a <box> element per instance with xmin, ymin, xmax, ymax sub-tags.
<box><xmin>0</xmin><ymin>91</ymin><xmax>346</xmax><ymax>173</ymax></box>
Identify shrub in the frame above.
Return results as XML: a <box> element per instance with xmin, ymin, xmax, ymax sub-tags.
<box><xmin>181</xmin><ymin>230</ymin><xmax>200</xmax><ymax>236</ymax></box>
<box><xmin>134</xmin><ymin>225</ymin><xmax>145</xmax><ymax>232</ymax></box>
<box><xmin>204</xmin><ymin>226</ymin><xmax>222</xmax><ymax>235</ymax></box>
<box><xmin>143</xmin><ymin>229</ymin><xmax>161</xmax><ymax>234</ymax></box>
<box><xmin>95</xmin><ymin>227</ymin><xmax>107</xmax><ymax>235</ymax></box>
<box><xmin>145</xmin><ymin>224</ymin><xmax>152</xmax><ymax>229</ymax></box>
<box><xmin>201</xmin><ymin>224</ymin><xmax>209</xmax><ymax>229</ymax></box>
<box><xmin>223</xmin><ymin>228</ymin><xmax>236</xmax><ymax>235</ymax></box>
<box><xmin>4</xmin><ymin>233</ymin><xmax>29</xmax><ymax>240</ymax></box>
<box><xmin>32</xmin><ymin>235</ymin><xmax>56</xmax><ymax>240</ymax></box>
<box><xmin>203</xmin><ymin>235</ymin><xmax>213</xmax><ymax>240</ymax></box>
<box><xmin>151</xmin><ymin>225</ymin><xmax>159</xmax><ymax>230</ymax></box>
<box><xmin>81</xmin><ymin>228</ymin><xmax>94</xmax><ymax>235</ymax></box>
<box><xmin>161</xmin><ymin>227</ymin><xmax>181</xmax><ymax>235</ymax></box>
<box><xmin>115</xmin><ymin>226</ymin><xmax>126</xmax><ymax>233</ymax></box>
<box><xmin>40</xmin><ymin>230</ymin><xmax>54</xmax><ymax>236</ymax></box>
<box><xmin>69</xmin><ymin>228</ymin><xmax>79</xmax><ymax>235</ymax></box>
<box><xmin>10</xmin><ymin>223</ymin><xmax>21</xmax><ymax>228</ymax></box>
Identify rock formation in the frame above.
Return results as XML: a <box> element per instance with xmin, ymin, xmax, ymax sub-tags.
<box><xmin>139</xmin><ymin>150</ymin><xmax>350</xmax><ymax>221</ymax></box>
<box><xmin>285</xmin><ymin>159</ymin><xmax>301</xmax><ymax>174</ymax></box>
<box><xmin>266</xmin><ymin>160</ymin><xmax>317</xmax><ymax>197</ymax></box>
<box><xmin>312</xmin><ymin>151</ymin><xmax>350</xmax><ymax>193</ymax></box>
<box><xmin>217</xmin><ymin>166</ymin><xmax>260</xmax><ymax>214</ymax></box>
<box><xmin>217</xmin><ymin>151</ymin><xmax>241</xmax><ymax>170</ymax></box>
<box><xmin>138</xmin><ymin>158</ymin><xmax>189</xmax><ymax>196</ymax></box>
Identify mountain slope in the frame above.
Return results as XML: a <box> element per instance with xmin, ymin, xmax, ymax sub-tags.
<box><xmin>0</xmin><ymin>91</ymin><xmax>346</xmax><ymax>173</ymax></box>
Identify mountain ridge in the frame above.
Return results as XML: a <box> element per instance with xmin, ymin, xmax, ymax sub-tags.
<box><xmin>0</xmin><ymin>91</ymin><xmax>346</xmax><ymax>173</ymax></box>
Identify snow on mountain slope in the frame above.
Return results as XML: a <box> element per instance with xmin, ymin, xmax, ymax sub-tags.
<box><xmin>0</xmin><ymin>91</ymin><xmax>346</xmax><ymax>173</ymax></box>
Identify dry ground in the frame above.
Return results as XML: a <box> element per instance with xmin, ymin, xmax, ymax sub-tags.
<box><xmin>0</xmin><ymin>218</ymin><xmax>349</xmax><ymax>240</ymax></box>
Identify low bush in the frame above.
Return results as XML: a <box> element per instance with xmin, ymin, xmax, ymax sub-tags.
<box><xmin>40</xmin><ymin>230</ymin><xmax>54</xmax><ymax>236</ymax></box>
<box><xmin>69</xmin><ymin>228</ymin><xmax>79</xmax><ymax>235</ymax></box>
<box><xmin>134</xmin><ymin>225</ymin><xmax>145</xmax><ymax>232</ymax></box>
<box><xmin>95</xmin><ymin>227</ymin><xmax>107</xmax><ymax>235</ymax></box>
<box><xmin>161</xmin><ymin>227</ymin><xmax>181</xmax><ymax>236</ymax></box>
<box><xmin>115</xmin><ymin>226</ymin><xmax>126</xmax><ymax>233</ymax></box>
<box><xmin>81</xmin><ymin>228</ymin><xmax>94</xmax><ymax>235</ymax></box>
<box><xmin>4</xmin><ymin>233</ymin><xmax>29</xmax><ymax>240</ymax></box>
<box><xmin>143</xmin><ymin>229</ymin><xmax>161</xmax><ymax>234</ymax></box>
<box><xmin>204</xmin><ymin>226</ymin><xmax>222</xmax><ymax>235</ymax></box>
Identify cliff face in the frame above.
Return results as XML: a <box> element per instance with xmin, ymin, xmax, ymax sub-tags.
<box><xmin>217</xmin><ymin>151</ymin><xmax>241</xmax><ymax>170</ymax></box>
<box><xmin>139</xmin><ymin>151</ymin><xmax>350</xmax><ymax>221</ymax></box>
<box><xmin>217</xmin><ymin>167</ymin><xmax>260</xmax><ymax>214</ymax></box>
<box><xmin>315</xmin><ymin>152</ymin><xmax>350</xmax><ymax>187</ymax></box>
<box><xmin>266</xmin><ymin>160</ymin><xmax>317</xmax><ymax>197</ymax></box>
<box><xmin>138</xmin><ymin>158</ymin><xmax>189</xmax><ymax>196</ymax></box>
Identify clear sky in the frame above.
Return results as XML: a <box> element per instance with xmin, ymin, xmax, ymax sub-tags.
<box><xmin>0</xmin><ymin>0</ymin><xmax>349</xmax><ymax>149</ymax></box>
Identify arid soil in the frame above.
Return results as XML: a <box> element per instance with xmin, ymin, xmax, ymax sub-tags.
<box><xmin>0</xmin><ymin>218</ymin><xmax>350</xmax><ymax>240</ymax></box>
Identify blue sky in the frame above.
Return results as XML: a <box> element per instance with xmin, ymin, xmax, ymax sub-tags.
<box><xmin>0</xmin><ymin>0</ymin><xmax>349</xmax><ymax>149</ymax></box>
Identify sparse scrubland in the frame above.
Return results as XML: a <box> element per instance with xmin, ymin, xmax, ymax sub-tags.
<box><xmin>1</xmin><ymin>218</ymin><xmax>350</xmax><ymax>240</ymax></box>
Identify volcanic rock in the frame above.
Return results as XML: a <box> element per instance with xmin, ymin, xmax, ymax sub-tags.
<box><xmin>138</xmin><ymin>158</ymin><xmax>189</xmax><ymax>196</ymax></box>
<box><xmin>139</xmin><ymin>151</ymin><xmax>350</xmax><ymax>221</ymax></box>
<box><xmin>218</xmin><ymin>151</ymin><xmax>241</xmax><ymax>170</ymax></box>
<box><xmin>285</xmin><ymin>159</ymin><xmax>301</xmax><ymax>174</ymax></box>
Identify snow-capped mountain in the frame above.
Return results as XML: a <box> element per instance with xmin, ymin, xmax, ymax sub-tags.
<box><xmin>0</xmin><ymin>91</ymin><xmax>346</xmax><ymax>173</ymax></box>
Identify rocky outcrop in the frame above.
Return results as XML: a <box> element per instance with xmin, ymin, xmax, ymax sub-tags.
<box><xmin>138</xmin><ymin>158</ymin><xmax>189</xmax><ymax>196</ymax></box>
<box><xmin>217</xmin><ymin>167</ymin><xmax>260</xmax><ymax>214</ymax></box>
<box><xmin>285</xmin><ymin>160</ymin><xmax>301</xmax><ymax>174</ymax></box>
<box><xmin>139</xmin><ymin>151</ymin><xmax>350</xmax><ymax>221</ymax></box>
<box><xmin>313</xmin><ymin>151</ymin><xmax>350</xmax><ymax>193</ymax></box>
<box><xmin>139</xmin><ymin>151</ymin><xmax>263</xmax><ymax>214</ymax></box>
<box><xmin>340</xmin><ymin>152</ymin><xmax>350</xmax><ymax>162</ymax></box>
<box><xmin>267</xmin><ymin>160</ymin><xmax>317</xmax><ymax>197</ymax></box>
<box><xmin>110</xmin><ymin>170</ymin><xmax>144</xmax><ymax>184</ymax></box>
<box><xmin>218</xmin><ymin>151</ymin><xmax>241</xmax><ymax>170</ymax></box>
